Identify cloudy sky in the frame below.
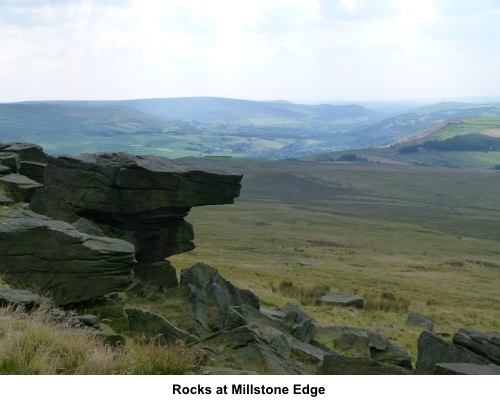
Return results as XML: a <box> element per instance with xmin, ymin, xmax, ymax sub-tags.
<box><xmin>1</xmin><ymin>0</ymin><xmax>499</xmax><ymax>103</ymax></box>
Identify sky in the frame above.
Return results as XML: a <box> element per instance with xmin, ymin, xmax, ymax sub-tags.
<box><xmin>1</xmin><ymin>0</ymin><xmax>499</xmax><ymax>103</ymax></box>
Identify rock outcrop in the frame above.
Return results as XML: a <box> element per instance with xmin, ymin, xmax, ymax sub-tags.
<box><xmin>316</xmin><ymin>325</ymin><xmax>413</xmax><ymax>370</ymax></box>
<box><xmin>0</xmin><ymin>143</ymin><xmax>48</xmax><ymax>183</ymax></box>
<box><xmin>452</xmin><ymin>328</ymin><xmax>500</xmax><ymax>365</ymax></box>
<box><xmin>0</xmin><ymin>210</ymin><xmax>135</xmax><ymax>305</ymax></box>
<box><xmin>318</xmin><ymin>352</ymin><xmax>412</xmax><ymax>375</ymax></box>
<box><xmin>415</xmin><ymin>330</ymin><xmax>490</xmax><ymax>374</ymax></box>
<box><xmin>30</xmin><ymin>152</ymin><xmax>242</xmax><ymax>287</ymax></box>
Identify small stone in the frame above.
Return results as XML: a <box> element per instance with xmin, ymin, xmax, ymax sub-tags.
<box><xmin>317</xmin><ymin>291</ymin><xmax>364</xmax><ymax>309</ymax></box>
<box><xmin>406</xmin><ymin>311</ymin><xmax>435</xmax><ymax>331</ymax></box>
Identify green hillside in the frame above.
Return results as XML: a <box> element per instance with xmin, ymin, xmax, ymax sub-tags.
<box><xmin>2</xmin><ymin>98</ymin><xmax>500</xmax><ymax>160</ymax></box>
<box><xmin>0</xmin><ymin>98</ymin><xmax>387</xmax><ymax>158</ymax></box>
<box><xmin>305</xmin><ymin>117</ymin><xmax>500</xmax><ymax>169</ymax></box>
<box><xmin>118</xmin><ymin>97</ymin><xmax>385</xmax><ymax>125</ymax></box>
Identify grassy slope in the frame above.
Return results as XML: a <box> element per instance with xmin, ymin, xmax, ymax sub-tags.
<box><xmin>170</xmin><ymin>159</ymin><xmax>500</xmax><ymax>360</ymax></box>
<box><xmin>306</xmin><ymin>117</ymin><xmax>500</xmax><ymax>169</ymax></box>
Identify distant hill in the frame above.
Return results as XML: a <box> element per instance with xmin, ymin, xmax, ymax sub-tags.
<box><xmin>303</xmin><ymin>116</ymin><xmax>500</xmax><ymax>169</ymax></box>
<box><xmin>0</xmin><ymin>97</ymin><xmax>386</xmax><ymax>157</ymax></box>
<box><xmin>347</xmin><ymin>102</ymin><xmax>500</xmax><ymax>147</ymax></box>
<box><xmin>2</xmin><ymin>97</ymin><xmax>500</xmax><ymax>161</ymax></box>
<box><xmin>118</xmin><ymin>97</ymin><xmax>386</xmax><ymax>125</ymax></box>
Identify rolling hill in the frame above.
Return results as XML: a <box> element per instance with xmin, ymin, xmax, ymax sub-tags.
<box><xmin>304</xmin><ymin>116</ymin><xmax>500</xmax><ymax>169</ymax></box>
<box><xmin>2</xmin><ymin>97</ymin><xmax>500</xmax><ymax>161</ymax></box>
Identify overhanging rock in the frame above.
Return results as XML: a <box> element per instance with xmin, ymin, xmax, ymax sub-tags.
<box><xmin>30</xmin><ymin>152</ymin><xmax>242</xmax><ymax>287</ymax></box>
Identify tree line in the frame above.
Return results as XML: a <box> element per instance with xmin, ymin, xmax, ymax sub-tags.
<box><xmin>399</xmin><ymin>133</ymin><xmax>500</xmax><ymax>153</ymax></box>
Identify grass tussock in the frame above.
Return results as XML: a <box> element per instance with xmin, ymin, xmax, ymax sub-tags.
<box><xmin>0</xmin><ymin>306</ymin><xmax>198</xmax><ymax>375</ymax></box>
<box><xmin>363</xmin><ymin>290</ymin><xmax>410</xmax><ymax>313</ymax></box>
<box><xmin>274</xmin><ymin>280</ymin><xmax>330</xmax><ymax>306</ymax></box>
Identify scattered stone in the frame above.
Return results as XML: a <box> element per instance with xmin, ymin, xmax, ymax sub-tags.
<box><xmin>297</xmin><ymin>262</ymin><xmax>312</xmax><ymax>267</ymax></box>
<box><xmin>89</xmin><ymin>323</ymin><xmax>125</xmax><ymax>346</ymax></box>
<box><xmin>415</xmin><ymin>330</ymin><xmax>489</xmax><ymax>374</ymax></box>
<box><xmin>281</xmin><ymin>302</ymin><xmax>318</xmax><ymax>343</ymax></box>
<box><xmin>371</xmin><ymin>340</ymin><xmax>413</xmax><ymax>370</ymax></box>
<box><xmin>291</xmin><ymin>339</ymin><xmax>331</xmax><ymax>365</ymax></box>
<box><xmin>0</xmin><ymin>285</ymin><xmax>41</xmax><ymax>307</ymax></box>
<box><xmin>452</xmin><ymin>328</ymin><xmax>500</xmax><ymax>365</ymax></box>
<box><xmin>260</xmin><ymin>307</ymin><xmax>286</xmax><ymax>321</ymax></box>
<box><xmin>198</xmin><ymin>325</ymin><xmax>312</xmax><ymax>375</ymax></box>
<box><xmin>333</xmin><ymin>329</ymin><xmax>372</xmax><ymax>357</ymax></box>
<box><xmin>198</xmin><ymin>367</ymin><xmax>258</xmax><ymax>375</ymax></box>
<box><xmin>318</xmin><ymin>352</ymin><xmax>412</xmax><ymax>375</ymax></box>
<box><xmin>317</xmin><ymin>291</ymin><xmax>364</xmax><ymax>309</ymax></box>
<box><xmin>434</xmin><ymin>363</ymin><xmax>500</xmax><ymax>375</ymax></box>
<box><xmin>251</xmin><ymin>324</ymin><xmax>293</xmax><ymax>358</ymax></box>
<box><xmin>126</xmin><ymin>307</ymin><xmax>199</xmax><ymax>344</ymax></box>
<box><xmin>73</xmin><ymin>297</ymin><xmax>129</xmax><ymax>334</ymax></box>
<box><xmin>179</xmin><ymin>263</ymin><xmax>257</xmax><ymax>337</ymax></box>
<box><xmin>70</xmin><ymin>314</ymin><xmax>101</xmax><ymax>329</ymax></box>
<box><xmin>318</xmin><ymin>326</ymin><xmax>389</xmax><ymax>351</ymax></box>
<box><xmin>406</xmin><ymin>311</ymin><xmax>435</xmax><ymax>331</ymax></box>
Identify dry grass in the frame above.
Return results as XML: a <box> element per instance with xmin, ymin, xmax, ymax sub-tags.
<box><xmin>273</xmin><ymin>280</ymin><xmax>330</xmax><ymax>306</ymax></box>
<box><xmin>363</xmin><ymin>290</ymin><xmax>410</xmax><ymax>313</ymax></box>
<box><xmin>0</xmin><ymin>306</ymin><xmax>198</xmax><ymax>375</ymax></box>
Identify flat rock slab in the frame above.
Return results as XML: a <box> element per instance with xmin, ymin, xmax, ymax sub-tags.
<box><xmin>260</xmin><ymin>307</ymin><xmax>286</xmax><ymax>320</ymax></box>
<box><xmin>0</xmin><ymin>285</ymin><xmax>41</xmax><ymax>307</ymax></box>
<box><xmin>38</xmin><ymin>153</ymin><xmax>243</xmax><ymax>214</ymax></box>
<box><xmin>452</xmin><ymin>328</ymin><xmax>500</xmax><ymax>365</ymax></box>
<box><xmin>0</xmin><ymin>210</ymin><xmax>135</xmax><ymax>305</ymax></box>
<box><xmin>435</xmin><ymin>363</ymin><xmax>500</xmax><ymax>375</ymax></box>
<box><xmin>317</xmin><ymin>291</ymin><xmax>364</xmax><ymax>308</ymax></box>
<box><xmin>318</xmin><ymin>352</ymin><xmax>412</xmax><ymax>375</ymax></box>
<box><xmin>0</xmin><ymin>173</ymin><xmax>42</xmax><ymax>202</ymax></box>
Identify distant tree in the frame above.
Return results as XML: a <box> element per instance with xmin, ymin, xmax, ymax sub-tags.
<box><xmin>422</xmin><ymin>134</ymin><xmax>500</xmax><ymax>152</ymax></box>
<box><xmin>398</xmin><ymin>145</ymin><xmax>420</xmax><ymax>153</ymax></box>
<box><xmin>338</xmin><ymin>153</ymin><xmax>358</xmax><ymax>162</ymax></box>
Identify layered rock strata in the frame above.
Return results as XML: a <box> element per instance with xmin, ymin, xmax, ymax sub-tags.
<box><xmin>0</xmin><ymin>210</ymin><xmax>135</xmax><ymax>305</ymax></box>
<box><xmin>30</xmin><ymin>152</ymin><xmax>242</xmax><ymax>287</ymax></box>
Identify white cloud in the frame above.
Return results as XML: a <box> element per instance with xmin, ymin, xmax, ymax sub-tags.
<box><xmin>0</xmin><ymin>0</ymin><xmax>499</xmax><ymax>101</ymax></box>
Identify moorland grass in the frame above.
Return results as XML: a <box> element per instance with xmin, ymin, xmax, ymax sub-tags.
<box><xmin>0</xmin><ymin>306</ymin><xmax>198</xmax><ymax>375</ymax></box>
<box><xmin>171</xmin><ymin>159</ymin><xmax>500</xmax><ymax>361</ymax></box>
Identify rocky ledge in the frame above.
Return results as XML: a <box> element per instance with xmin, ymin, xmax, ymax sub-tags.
<box><xmin>0</xmin><ymin>210</ymin><xmax>135</xmax><ymax>305</ymax></box>
<box><xmin>1</xmin><ymin>143</ymin><xmax>242</xmax><ymax>302</ymax></box>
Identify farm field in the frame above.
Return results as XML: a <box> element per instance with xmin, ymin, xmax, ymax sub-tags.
<box><xmin>307</xmin><ymin>117</ymin><xmax>500</xmax><ymax>169</ymax></box>
<box><xmin>170</xmin><ymin>159</ymin><xmax>500</xmax><ymax>360</ymax></box>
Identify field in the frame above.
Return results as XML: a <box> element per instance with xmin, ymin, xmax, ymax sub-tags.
<box><xmin>429</xmin><ymin>117</ymin><xmax>500</xmax><ymax>140</ymax></box>
<box><xmin>307</xmin><ymin>117</ymin><xmax>500</xmax><ymax>169</ymax></box>
<box><xmin>170</xmin><ymin>159</ymin><xmax>500</xmax><ymax>360</ymax></box>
